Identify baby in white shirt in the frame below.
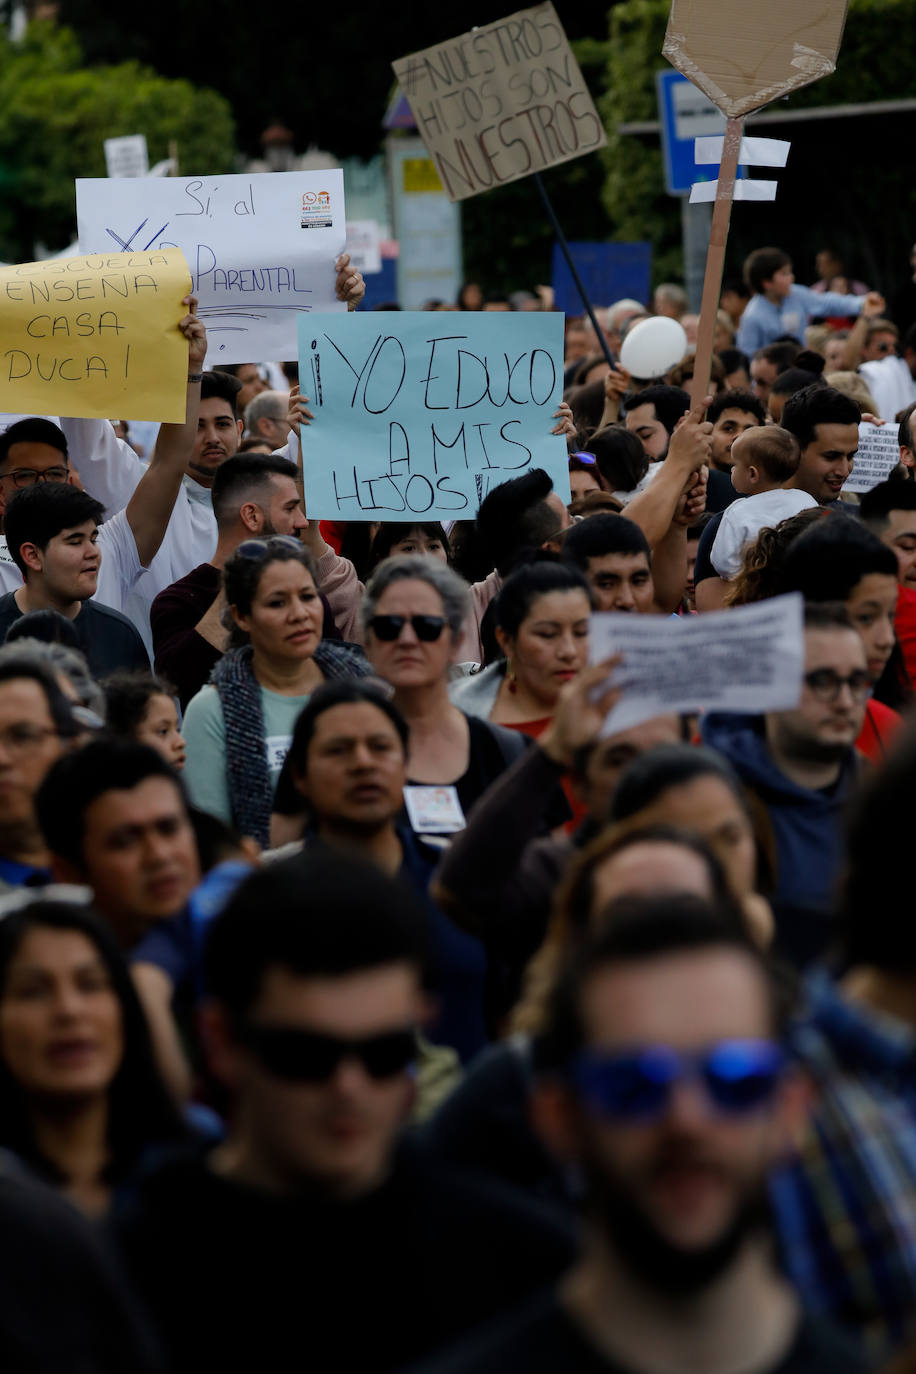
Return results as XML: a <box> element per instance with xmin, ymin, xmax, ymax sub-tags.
<box><xmin>711</xmin><ymin>426</ymin><xmax>818</xmax><ymax>579</ymax></box>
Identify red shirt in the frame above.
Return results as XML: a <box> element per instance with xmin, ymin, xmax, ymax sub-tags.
<box><xmin>895</xmin><ymin>586</ymin><xmax>916</xmax><ymax>690</ymax></box>
<box><xmin>502</xmin><ymin>717</ymin><xmax>586</xmax><ymax>830</ymax></box>
<box><xmin>856</xmin><ymin>697</ymin><xmax>901</xmax><ymax>763</ymax></box>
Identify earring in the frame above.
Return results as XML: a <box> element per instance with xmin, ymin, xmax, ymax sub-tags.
<box><xmin>506</xmin><ymin>659</ymin><xmax>517</xmax><ymax>694</ymax></box>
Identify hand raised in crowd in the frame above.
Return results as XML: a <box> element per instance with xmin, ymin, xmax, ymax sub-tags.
<box><xmin>551</xmin><ymin>400</ymin><xmax>576</xmax><ymax>439</ymax></box>
<box><xmin>335</xmin><ymin>253</ymin><xmax>365</xmax><ymax>311</ymax></box>
<box><xmin>286</xmin><ymin>382</ymin><xmax>315</xmax><ymax>437</ymax></box>
<box><xmin>178</xmin><ymin>295</ymin><xmax>207</xmax><ymax>370</ymax></box>
<box><xmin>540</xmin><ymin>657</ymin><xmax>622</xmax><ymax>769</ymax></box>
<box><xmin>668</xmin><ymin>395</ymin><xmax>713</xmax><ymax>471</ymax></box>
<box><xmin>674</xmin><ymin>464</ymin><xmax>708</xmax><ymax>525</ymax></box>
<box><xmin>604</xmin><ymin>364</ymin><xmax>630</xmax><ymax>403</ymax></box>
<box><xmin>862</xmin><ymin>290</ymin><xmax>886</xmax><ymax>318</ymax></box>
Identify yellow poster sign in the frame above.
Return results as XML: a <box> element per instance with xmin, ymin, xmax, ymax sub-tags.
<box><xmin>0</xmin><ymin>246</ymin><xmax>192</xmax><ymax>422</ymax></box>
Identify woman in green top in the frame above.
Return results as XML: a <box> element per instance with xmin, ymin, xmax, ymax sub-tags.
<box><xmin>182</xmin><ymin>536</ymin><xmax>369</xmax><ymax>847</ymax></box>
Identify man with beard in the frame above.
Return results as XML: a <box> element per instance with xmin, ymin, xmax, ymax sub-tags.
<box><xmin>412</xmin><ymin>895</ymin><xmax>864</xmax><ymax>1374</ymax></box>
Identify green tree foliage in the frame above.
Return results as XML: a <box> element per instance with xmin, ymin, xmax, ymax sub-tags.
<box><xmin>602</xmin><ymin>0</ymin><xmax>916</xmax><ymax>296</ymax></box>
<box><xmin>0</xmin><ymin>23</ymin><xmax>235</xmax><ymax>262</ymax></box>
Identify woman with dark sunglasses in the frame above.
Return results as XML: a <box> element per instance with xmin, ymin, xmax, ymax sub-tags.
<box><xmin>0</xmin><ymin>898</ymin><xmax>188</xmax><ymax>1218</ymax></box>
<box><xmin>183</xmin><ymin>537</ymin><xmax>370</xmax><ymax>848</ymax></box>
<box><xmin>357</xmin><ymin>556</ymin><xmax>541</xmax><ymax>834</ymax></box>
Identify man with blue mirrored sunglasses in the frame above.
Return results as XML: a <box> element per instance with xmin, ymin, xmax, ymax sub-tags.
<box><xmin>413</xmin><ymin>896</ymin><xmax>864</xmax><ymax>1374</ymax></box>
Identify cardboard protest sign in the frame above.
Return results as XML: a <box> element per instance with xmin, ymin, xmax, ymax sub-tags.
<box><xmin>297</xmin><ymin>311</ymin><xmax>570</xmax><ymax>520</ymax></box>
<box><xmin>391</xmin><ymin>3</ymin><xmax>606</xmax><ymax>202</ymax></box>
<box><xmin>0</xmin><ymin>247</ymin><xmax>190</xmax><ymax>422</ymax></box>
<box><xmin>589</xmin><ymin>594</ymin><xmax>805</xmax><ymax>735</ymax></box>
<box><xmin>661</xmin><ymin>0</ymin><xmax>847</xmax><ymax>404</ymax></box>
<box><xmin>76</xmin><ymin>171</ymin><xmax>346</xmax><ymax>364</ymax></box>
<box><xmin>843</xmin><ymin>422</ymin><xmax>901</xmax><ymax>494</ymax></box>
<box><xmin>663</xmin><ymin>0</ymin><xmax>848</xmax><ymax>119</ymax></box>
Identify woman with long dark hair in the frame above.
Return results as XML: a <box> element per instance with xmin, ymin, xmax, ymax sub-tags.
<box><xmin>182</xmin><ymin>537</ymin><xmax>369</xmax><ymax>846</ymax></box>
<box><xmin>0</xmin><ymin>897</ymin><xmax>187</xmax><ymax>1217</ymax></box>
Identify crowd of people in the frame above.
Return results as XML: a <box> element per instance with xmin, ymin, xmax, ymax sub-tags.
<box><xmin>4</xmin><ymin>237</ymin><xmax>916</xmax><ymax>1373</ymax></box>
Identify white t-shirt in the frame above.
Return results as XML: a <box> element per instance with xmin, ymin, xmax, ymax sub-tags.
<box><xmin>0</xmin><ymin>507</ymin><xmax>144</xmax><ymax>614</ymax></box>
<box><xmin>858</xmin><ymin>356</ymin><xmax>916</xmax><ymax>422</ymax></box>
<box><xmin>711</xmin><ymin>488</ymin><xmax>818</xmax><ymax>579</ymax></box>
<box><xmin>59</xmin><ymin>419</ymin><xmax>299</xmax><ymax>650</ymax></box>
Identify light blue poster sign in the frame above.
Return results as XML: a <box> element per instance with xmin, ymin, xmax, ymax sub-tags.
<box><xmin>298</xmin><ymin>312</ymin><xmax>570</xmax><ymax>521</ymax></box>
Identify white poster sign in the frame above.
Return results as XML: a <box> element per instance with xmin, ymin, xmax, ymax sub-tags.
<box><xmin>104</xmin><ymin>135</ymin><xmax>149</xmax><ymax>179</ymax></box>
<box><xmin>589</xmin><ymin>594</ymin><xmax>805</xmax><ymax>734</ymax></box>
<box><xmin>76</xmin><ymin>170</ymin><xmax>346</xmax><ymax>364</ymax></box>
<box><xmin>345</xmin><ymin>220</ymin><xmax>382</xmax><ymax>275</ymax></box>
<box><xmin>843</xmin><ymin>422</ymin><xmax>901</xmax><ymax>494</ymax></box>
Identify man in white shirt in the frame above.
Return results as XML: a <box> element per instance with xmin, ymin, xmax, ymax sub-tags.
<box><xmin>57</xmin><ymin>255</ymin><xmax>365</xmax><ymax>645</ymax></box>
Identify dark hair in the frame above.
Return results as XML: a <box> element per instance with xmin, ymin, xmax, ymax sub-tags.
<box><xmin>0</xmin><ymin>656</ymin><xmax>78</xmax><ymax>739</ymax></box>
<box><xmin>756</xmin><ymin>340</ymin><xmax>801</xmax><ymax>372</ymax></box>
<box><xmin>188</xmin><ymin>806</ymin><xmax>247</xmax><ymax>873</ymax></box>
<box><xmin>571</xmin><ymin>353</ymin><xmax>610</xmax><ymax>387</ymax></box>
<box><xmin>474</xmin><ymin>468</ymin><xmax>559</xmax><ymax>578</ymax></box>
<box><xmin>494</xmin><ymin>560</ymin><xmax>592</xmax><ymax>638</ymax></box>
<box><xmin>0</xmin><ymin>900</ymin><xmax>186</xmax><ymax>1181</ymax></box>
<box><xmin>707</xmin><ymin>389</ymin><xmax>765</xmax><ymax>427</ymax></box>
<box><xmin>6</xmin><ymin>610</ymin><xmax>79</xmax><ymax>649</ymax></box>
<box><xmin>556</xmin><ymin>822</ymin><xmax>736</xmax><ymax>937</ymax></box>
<box><xmin>4</xmin><ymin>485</ymin><xmax>105</xmax><ymax>577</ymax></box>
<box><xmin>536</xmin><ymin>895</ymin><xmax>778</xmax><ymax>1074</ymax></box>
<box><xmin>588</xmin><ymin>425</ymin><xmax>648</xmax><ymax>493</ymax></box>
<box><xmin>736</xmin><ymin>427</ymin><xmax>800</xmax><ymax>484</ymax></box>
<box><xmin>201</xmin><ymin>369</ymin><xmax>242</xmax><ymax>417</ymax></box>
<box><xmin>286</xmin><ymin>680</ymin><xmax>408</xmax><ymax>778</ymax></box>
<box><xmin>35</xmin><ymin>738</ymin><xmax>187</xmax><ymax>869</ymax></box>
<box><xmin>842</xmin><ymin>722</ymin><xmax>916</xmax><ymax>968</ymax></box>
<box><xmin>744</xmin><ymin>246</ymin><xmax>792</xmax><ymax>295</ymax></box>
<box><xmin>567</xmin><ymin>380</ymin><xmax>609</xmax><ymax>436</ymax></box>
<box><xmin>718</xmin><ymin>347</ymin><xmax>750</xmax><ymax>377</ymax></box>
<box><xmin>562</xmin><ymin>512</ymin><xmax>651</xmax><ymax>570</ymax></box>
<box><xmin>103</xmin><ymin>672</ymin><xmax>177</xmax><ymax>738</ymax></box>
<box><xmin>860</xmin><ymin>476</ymin><xmax>916</xmax><ymax>530</ymax></box>
<box><xmin>205</xmin><ymin>850</ymin><xmax>429</xmax><ymax>1023</ymax></box>
<box><xmin>223</xmin><ymin>540</ymin><xmax>317</xmax><ymax>632</ymax></box>
<box><xmin>238</xmin><ymin>437</ymin><xmax>274</xmax><ymax>454</ymax></box>
<box><xmin>897</xmin><ymin>403</ymin><xmax>916</xmax><ymax>452</ymax></box>
<box><xmin>0</xmin><ymin>418</ymin><xmax>68</xmax><ymax>468</ymax></box>
<box><xmin>803</xmin><ymin>600</ymin><xmax>856</xmax><ymax>632</ymax></box>
<box><xmin>610</xmin><ymin>744</ymin><xmax>750</xmax><ymax>828</ymax></box>
<box><xmin>781</xmin><ymin>384</ymin><xmax>861</xmax><ymax>449</ymax></box>
<box><xmin>721</xmin><ymin>279</ymin><xmax>750</xmax><ymax>302</ymax></box>
<box><xmin>210</xmin><ymin>453</ymin><xmax>299</xmax><ymax>525</ymax></box>
<box><xmin>774</xmin><ymin>516</ymin><xmax>898</xmax><ymax>602</ymax></box>
<box><xmin>727</xmin><ymin>507</ymin><xmax>827</xmax><ymax>606</ymax></box>
<box><xmin>771</xmin><ymin>366</ymin><xmax>826</xmax><ymax>401</ymax></box>
<box><xmin>369</xmin><ymin>522</ymin><xmax>449</xmax><ymax>566</ymax></box>
<box><xmin>622</xmin><ymin>385</ymin><xmax>690</xmax><ymax>435</ymax></box>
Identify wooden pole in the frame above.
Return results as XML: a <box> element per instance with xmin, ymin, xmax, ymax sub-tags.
<box><xmin>690</xmin><ymin>115</ymin><xmax>743</xmax><ymax>407</ymax></box>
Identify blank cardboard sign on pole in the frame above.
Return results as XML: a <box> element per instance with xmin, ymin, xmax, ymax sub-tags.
<box><xmin>662</xmin><ymin>0</ymin><xmax>848</xmax><ymax>404</ymax></box>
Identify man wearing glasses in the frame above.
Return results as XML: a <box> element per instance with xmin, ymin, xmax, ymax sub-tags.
<box><xmin>702</xmin><ymin>604</ymin><xmax>868</xmax><ymax>968</ymax></box>
<box><xmin>413</xmin><ymin>896</ymin><xmax>861</xmax><ymax>1374</ymax></box>
<box><xmin>114</xmin><ymin>850</ymin><xmax>574</xmax><ymax>1374</ymax></box>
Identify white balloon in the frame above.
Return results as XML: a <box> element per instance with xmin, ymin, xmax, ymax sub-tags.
<box><xmin>619</xmin><ymin>317</ymin><xmax>688</xmax><ymax>379</ymax></box>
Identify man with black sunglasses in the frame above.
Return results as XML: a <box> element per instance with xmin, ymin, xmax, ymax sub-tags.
<box><xmin>114</xmin><ymin>851</ymin><xmax>575</xmax><ymax>1374</ymax></box>
<box><xmin>413</xmin><ymin>896</ymin><xmax>863</xmax><ymax>1374</ymax></box>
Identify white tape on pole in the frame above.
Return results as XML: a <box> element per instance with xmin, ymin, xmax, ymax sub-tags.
<box><xmin>694</xmin><ymin>136</ymin><xmax>790</xmax><ymax>166</ymax></box>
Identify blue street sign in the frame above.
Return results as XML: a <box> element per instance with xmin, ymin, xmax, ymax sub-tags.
<box><xmin>656</xmin><ymin>70</ymin><xmax>746</xmax><ymax>197</ymax></box>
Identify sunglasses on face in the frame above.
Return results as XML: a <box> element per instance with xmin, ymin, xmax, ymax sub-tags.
<box><xmin>569</xmin><ymin>1040</ymin><xmax>786</xmax><ymax>1123</ymax></box>
<box><xmin>236</xmin><ymin>535</ymin><xmax>303</xmax><ymax>561</ymax></box>
<box><xmin>240</xmin><ymin>1023</ymin><xmax>418</xmax><ymax>1083</ymax></box>
<box><xmin>368</xmin><ymin>614</ymin><xmax>447</xmax><ymax>642</ymax></box>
